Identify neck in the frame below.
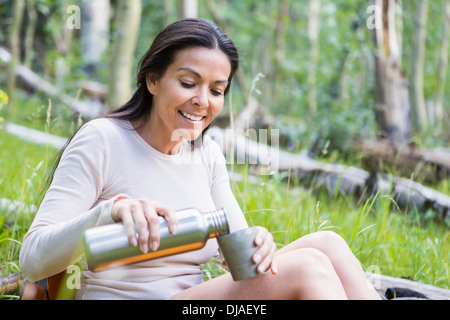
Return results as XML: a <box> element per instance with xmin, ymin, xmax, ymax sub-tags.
<box><xmin>130</xmin><ymin>119</ymin><xmax>183</xmax><ymax>155</ymax></box>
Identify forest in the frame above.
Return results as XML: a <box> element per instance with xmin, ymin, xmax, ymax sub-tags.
<box><xmin>0</xmin><ymin>0</ymin><xmax>449</xmax><ymax>299</ymax></box>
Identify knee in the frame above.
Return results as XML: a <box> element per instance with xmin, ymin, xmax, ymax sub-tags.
<box><xmin>310</xmin><ymin>231</ymin><xmax>351</xmax><ymax>253</ymax></box>
<box><xmin>277</xmin><ymin>248</ymin><xmax>341</xmax><ymax>298</ymax></box>
<box><xmin>283</xmin><ymin>248</ymin><xmax>334</xmax><ymax>277</ymax></box>
<box><xmin>315</xmin><ymin>230</ymin><xmax>346</xmax><ymax>245</ymax></box>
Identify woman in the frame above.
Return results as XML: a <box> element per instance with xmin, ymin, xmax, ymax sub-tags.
<box><xmin>20</xmin><ymin>18</ymin><xmax>380</xmax><ymax>300</ymax></box>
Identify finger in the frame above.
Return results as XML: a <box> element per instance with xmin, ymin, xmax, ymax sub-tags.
<box><xmin>131</xmin><ymin>201</ymin><xmax>149</xmax><ymax>254</ymax></box>
<box><xmin>270</xmin><ymin>258</ymin><xmax>278</xmax><ymax>275</ymax></box>
<box><xmin>252</xmin><ymin>228</ymin><xmax>272</xmax><ymax>263</ymax></box>
<box><xmin>154</xmin><ymin>203</ymin><xmax>178</xmax><ymax>234</ymax></box>
<box><xmin>141</xmin><ymin>201</ymin><xmax>161</xmax><ymax>251</ymax></box>
<box><xmin>257</xmin><ymin>241</ymin><xmax>276</xmax><ymax>274</ymax></box>
<box><xmin>116</xmin><ymin>203</ymin><xmax>138</xmax><ymax>247</ymax></box>
<box><xmin>254</xmin><ymin>227</ymin><xmax>268</xmax><ymax>247</ymax></box>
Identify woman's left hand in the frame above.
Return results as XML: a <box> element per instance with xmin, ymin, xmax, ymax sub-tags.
<box><xmin>253</xmin><ymin>227</ymin><xmax>278</xmax><ymax>275</ymax></box>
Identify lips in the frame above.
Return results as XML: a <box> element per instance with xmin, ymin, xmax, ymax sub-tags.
<box><xmin>179</xmin><ymin>110</ymin><xmax>205</xmax><ymax>121</ymax></box>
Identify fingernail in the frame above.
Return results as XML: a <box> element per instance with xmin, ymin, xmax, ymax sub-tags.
<box><xmin>151</xmin><ymin>241</ymin><xmax>159</xmax><ymax>251</ymax></box>
<box><xmin>258</xmin><ymin>264</ymin><xmax>265</xmax><ymax>273</ymax></box>
<box><xmin>141</xmin><ymin>244</ymin><xmax>148</xmax><ymax>254</ymax></box>
<box><xmin>253</xmin><ymin>254</ymin><xmax>261</xmax><ymax>264</ymax></box>
<box><xmin>255</xmin><ymin>237</ymin><xmax>262</xmax><ymax>246</ymax></box>
<box><xmin>131</xmin><ymin>237</ymin><xmax>138</xmax><ymax>246</ymax></box>
<box><xmin>171</xmin><ymin>224</ymin><xmax>177</xmax><ymax>234</ymax></box>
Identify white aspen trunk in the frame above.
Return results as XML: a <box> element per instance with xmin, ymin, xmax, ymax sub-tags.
<box><xmin>307</xmin><ymin>0</ymin><xmax>320</xmax><ymax>112</ymax></box>
<box><xmin>182</xmin><ymin>0</ymin><xmax>198</xmax><ymax>18</ymax></box>
<box><xmin>23</xmin><ymin>0</ymin><xmax>37</xmax><ymax>69</ymax></box>
<box><xmin>80</xmin><ymin>0</ymin><xmax>110</xmax><ymax>75</ymax></box>
<box><xmin>107</xmin><ymin>0</ymin><xmax>142</xmax><ymax>110</ymax></box>
<box><xmin>435</xmin><ymin>0</ymin><xmax>450</xmax><ymax>130</ymax></box>
<box><xmin>411</xmin><ymin>0</ymin><xmax>429</xmax><ymax>131</ymax></box>
<box><xmin>372</xmin><ymin>0</ymin><xmax>412</xmax><ymax>144</ymax></box>
<box><xmin>6</xmin><ymin>0</ymin><xmax>25</xmax><ymax>113</ymax></box>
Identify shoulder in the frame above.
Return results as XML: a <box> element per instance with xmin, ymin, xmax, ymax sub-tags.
<box><xmin>79</xmin><ymin>117</ymin><xmax>127</xmax><ymax>135</ymax></box>
<box><xmin>73</xmin><ymin>118</ymin><xmax>129</xmax><ymax>144</ymax></box>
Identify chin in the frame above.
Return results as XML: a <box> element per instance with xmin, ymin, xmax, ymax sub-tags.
<box><xmin>171</xmin><ymin>128</ymin><xmax>204</xmax><ymax>143</ymax></box>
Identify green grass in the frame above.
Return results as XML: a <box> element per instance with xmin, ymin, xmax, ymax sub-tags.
<box><xmin>0</xmin><ymin>129</ymin><xmax>58</xmax><ymax>283</ymax></box>
<box><xmin>231</xmin><ymin>167</ymin><xmax>449</xmax><ymax>290</ymax></box>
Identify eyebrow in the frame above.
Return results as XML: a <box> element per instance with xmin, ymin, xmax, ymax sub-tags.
<box><xmin>177</xmin><ymin>67</ymin><xmax>228</xmax><ymax>84</ymax></box>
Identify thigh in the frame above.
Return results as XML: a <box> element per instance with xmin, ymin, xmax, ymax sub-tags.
<box><xmin>170</xmin><ymin>248</ymin><xmax>347</xmax><ymax>300</ymax></box>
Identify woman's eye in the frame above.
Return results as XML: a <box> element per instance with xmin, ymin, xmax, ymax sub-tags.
<box><xmin>211</xmin><ymin>89</ymin><xmax>223</xmax><ymax>96</ymax></box>
<box><xmin>180</xmin><ymin>81</ymin><xmax>195</xmax><ymax>88</ymax></box>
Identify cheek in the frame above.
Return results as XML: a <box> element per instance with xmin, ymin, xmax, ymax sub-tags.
<box><xmin>209</xmin><ymin>100</ymin><xmax>224</xmax><ymax>118</ymax></box>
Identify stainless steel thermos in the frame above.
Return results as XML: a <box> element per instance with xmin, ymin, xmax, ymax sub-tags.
<box><xmin>83</xmin><ymin>207</ymin><xmax>229</xmax><ymax>271</ymax></box>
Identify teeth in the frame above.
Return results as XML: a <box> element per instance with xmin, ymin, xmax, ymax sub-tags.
<box><xmin>180</xmin><ymin>111</ymin><xmax>203</xmax><ymax>121</ymax></box>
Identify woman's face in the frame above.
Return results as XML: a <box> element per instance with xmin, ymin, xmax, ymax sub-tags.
<box><xmin>146</xmin><ymin>47</ymin><xmax>231</xmax><ymax>144</ymax></box>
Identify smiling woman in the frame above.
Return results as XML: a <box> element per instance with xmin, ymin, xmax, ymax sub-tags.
<box><xmin>19</xmin><ymin>18</ymin><xmax>381</xmax><ymax>300</ymax></box>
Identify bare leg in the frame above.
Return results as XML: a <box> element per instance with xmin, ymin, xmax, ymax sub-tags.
<box><xmin>171</xmin><ymin>231</ymin><xmax>381</xmax><ymax>300</ymax></box>
<box><xmin>275</xmin><ymin>231</ymin><xmax>381</xmax><ymax>300</ymax></box>
<box><xmin>171</xmin><ymin>247</ymin><xmax>348</xmax><ymax>300</ymax></box>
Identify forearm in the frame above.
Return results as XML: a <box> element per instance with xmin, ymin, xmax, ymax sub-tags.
<box><xmin>19</xmin><ymin>198</ymin><xmax>116</xmax><ymax>282</ymax></box>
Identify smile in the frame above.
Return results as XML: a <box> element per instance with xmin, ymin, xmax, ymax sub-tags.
<box><xmin>179</xmin><ymin>110</ymin><xmax>205</xmax><ymax>121</ymax></box>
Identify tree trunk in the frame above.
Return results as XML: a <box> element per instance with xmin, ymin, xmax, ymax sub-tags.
<box><xmin>411</xmin><ymin>0</ymin><xmax>429</xmax><ymax>131</ymax></box>
<box><xmin>80</xmin><ymin>0</ymin><xmax>110</xmax><ymax>77</ymax></box>
<box><xmin>435</xmin><ymin>0</ymin><xmax>450</xmax><ymax>131</ymax></box>
<box><xmin>307</xmin><ymin>0</ymin><xmax>321</xmax><ymax>112</ymax></box>
<box><xmin>107</xmin><ymin>0</ymin><xmax>142</xmax><ymax>110</ymax></box>
<box><xmin>6</xmin><ymin>0</ymin><xmax>25</xmax><ymax>114</ymax></box>
<box><xmin>182</xmin><ymin>0</ymin><xmax>198</xmax><ymax>18</ymax></box>
<box><xmin>23</xmin><ymin>0</ymin><xmax>37</xmax><ymax>69</ymax></box>
<box><xmin>372</xmin><ymin>0</ymin><xmax>413</xmax><ymax>144</ymax></box>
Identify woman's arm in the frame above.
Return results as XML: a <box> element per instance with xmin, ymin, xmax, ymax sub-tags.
<box><xmin>19</xmin><ymin>121</ymin><xmax>119</xmax><ymax>281</ymax></box>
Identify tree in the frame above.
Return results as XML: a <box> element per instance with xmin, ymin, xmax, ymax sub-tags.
<box><xmin>182</xmin><ymin>0</ymin><xmax>198</xmax><ymax>19</ymax></box>
<box><xmin>107</xmin><ymin>0</ymin><xmax>142</xmax><ymax>110</ymax></box>
<box><xmin>435</xmin><ymin>0</ymin><xmax>450</xmax><ymax>131</ymax></box>
<box><xmin>80</xmin><ymin>0</ymin><xmax>110</xmax><ymax>77</ymax></box>
<box><xmin>371</xmin><ymin>0</ymin><xmax>413</xmax><ymax>144</ymax></box>
<box><xmin>307</xmin><ymin>0</ymin><xmax>321</xmax><ymax>113</ymax></box>
<box><xmin>6</xmin><ymin>0</ymin><xmax>25</xmax><ymax>114</ymax></box>
<box><xmin>410</xmin><ymin>0</ymin><xmax>429</xmax><ymax>131</ymax></box>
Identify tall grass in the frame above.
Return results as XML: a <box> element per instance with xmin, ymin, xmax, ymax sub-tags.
<box><xmin>0</xmin><ymin>130</ymin><xmax>58</xmax><ymax>280</ymax></box>
<box><xmin>231</xmin><ymin>167</ymin><xmax>449</xmax><ymax>290</ymax></box>
<box><xmin>0</xmin><ymin>117</ymin><xmax>448</xmax><ymax>299</ymax></box>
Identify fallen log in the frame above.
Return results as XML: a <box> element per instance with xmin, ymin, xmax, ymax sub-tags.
<box><xmin>0</xmin><ymin>271</ymin><xmax>24</xmax><ymax>297</ymax></box>
<box><xmin>365</xmin><ymin>272</ymin><xmax>450</xmax><ymax>300</ymax></box>
<box><xmin>208</xmin><ymin>127</ymin><xmax>450</xmax><ymax>225</ymax></box>
<box><xmin>355</xmin><ymin>138</ymin><xmax>450</xmax><ymax>184</ymax></box>
<box><xmin>0</xmin><ymin>46</ymin><xmax>103</xmax><ymax>119</ymax></box>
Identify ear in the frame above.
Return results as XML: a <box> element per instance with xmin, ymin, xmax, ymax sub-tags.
<box><xmin>146</xmin><ymin>72</ymin><xmax>159</xmax><ymax>95</ymax></box>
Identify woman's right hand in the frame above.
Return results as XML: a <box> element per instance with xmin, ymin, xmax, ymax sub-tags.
<box><xmin>111</xmin><ymin>198</ymin><xmax>178</xmax><ymax>254</ymax></box>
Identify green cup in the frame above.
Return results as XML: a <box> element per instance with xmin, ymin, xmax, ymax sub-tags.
<box><xmin>217</xmin><ymin>226</ymin><xmax>261</xmax><ymax>281</ymax></box>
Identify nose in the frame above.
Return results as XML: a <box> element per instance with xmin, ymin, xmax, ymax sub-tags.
<box><xmin>192</xmin><ymin>87</ymin><xmax>209</xmax><ymax>109</ymax></box>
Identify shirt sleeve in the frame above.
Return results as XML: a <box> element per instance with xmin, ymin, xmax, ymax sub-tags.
<box><xmin>206</xmin><ymin>137</ymin><xmax>248</xmax><ymax>233</ymax></box>
<box><xmin>19</xmin><ymin>120</ymin><xmax>126</xmax><ymax>282</ymax></box>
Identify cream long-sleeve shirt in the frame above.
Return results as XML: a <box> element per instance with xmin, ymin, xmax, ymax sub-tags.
<box><xmin>19</xmin><ymin>118</ymin><xmax>248</xmax><ymax>299</ymax></box>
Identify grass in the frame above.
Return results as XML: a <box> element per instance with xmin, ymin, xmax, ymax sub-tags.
<box><xmin>230</xmin><ymin>166</ymin><xmax>449</xmax><ymax>290</ymax></box>
<box><xmin>0</xmin><ymin>110</ymin><xmax>448</xmax><ymax>300</ymax></box>
<box><xmin>0</xmin><ymin>129</ymin><xmax>58</xmax><ymax>281</ymax></box>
